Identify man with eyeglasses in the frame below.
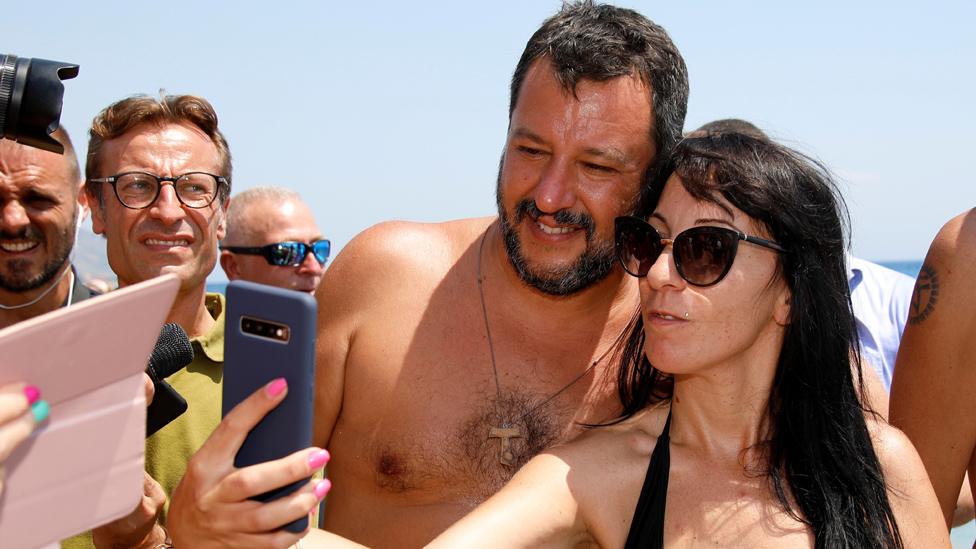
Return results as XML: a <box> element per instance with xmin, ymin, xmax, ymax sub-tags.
<box><xmin>61</xmin><ymin>94</ymin><xmax>232</xmax><ymax>549</ymax></box>
<box><xmin>219</xmin><ymin>187</ymin><xmax>328</xmax><ymax>294</ymax></box>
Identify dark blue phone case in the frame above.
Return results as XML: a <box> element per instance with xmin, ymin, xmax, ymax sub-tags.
<box><xmin>222</xmin><ymin>280</ymin><xmax>317</xmax><ymax>533</ymax></box>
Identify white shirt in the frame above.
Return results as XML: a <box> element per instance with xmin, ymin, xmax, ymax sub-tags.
<box><xmin>848</xmin><ymin>256</ymin><xmax>917</xmax><ymax>392</ymax></box>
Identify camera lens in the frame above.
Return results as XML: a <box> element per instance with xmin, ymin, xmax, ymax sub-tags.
<box><xmin>0</xmin><ymin>53</ymin><xmax>79</xmax><ymax>153</ymax></box>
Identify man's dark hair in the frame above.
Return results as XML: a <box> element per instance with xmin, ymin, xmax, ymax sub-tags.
<box><xmin>510</xmin><ymin>1</ymin><xmax>689</xmax><ymax>214</ymax></box>
<box><xmin>687</xmin><ymin>118</ymin><xmax>768</xmax><ymax>140</ymax></box>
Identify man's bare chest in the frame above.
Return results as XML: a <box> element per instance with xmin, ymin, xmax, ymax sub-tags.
<box><xmin>328</xmin><ymin>274</ymin><xmax>627</xmax><ymax>500</ymax></box>
<box><xmin>331</xmin><ymin>321</ymin><xmax>620</xmax><ymax>503</ymax></box>
<box><xmin>331</xmin><ymin>379</ymin><xmax>615</xmax><ymax>503</ymax></box>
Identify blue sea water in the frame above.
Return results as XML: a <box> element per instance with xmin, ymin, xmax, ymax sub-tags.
<box><xmin>879</xmin><ymin>260</ymin><xmax>923</xmax><ymax>279</ymax></box>
<box><xmin>205</xmin><ymin>280</ymin><xmax>228</xmax><ymax>294</ymax></box>
<box><xmin>206</xmin><ymin>260</ymin><xmax>923</xmax><ymax>295</ymax></box>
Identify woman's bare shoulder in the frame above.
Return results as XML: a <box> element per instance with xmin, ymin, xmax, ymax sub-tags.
<box><xmin>549</xmin><ymin>404</ymin><xmax>671</xmax><ymax>464</ymax></box>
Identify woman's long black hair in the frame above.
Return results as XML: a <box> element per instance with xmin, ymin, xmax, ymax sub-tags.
<box><xmin>616</xmin><ymin>132</ymin><xmax>902</xmax><ymax>548</ymax></box>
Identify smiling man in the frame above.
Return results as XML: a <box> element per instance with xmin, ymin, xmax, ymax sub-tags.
<box><xmin>167</xmin><ymin>4</ymin><xmax>689</xmax><ymax>547</ymax></box>
<box><xmin>67</xmin><ymin>94</ymin><xmax>232</xmax><ymax>549</ymax></box>
<box><xmin>0</xmin><ymin>128</ymin><xmax>93</xmax><ymax>330</ymax></box>
<box><xmin>306</xmin><ymin>3</ymin><xmax>688</xmax><ymax>546</ymax></box>
<box><xmin>219</xmin><ymin>187</ymin><xmax>328</xmax><ymax>294</ymax></box>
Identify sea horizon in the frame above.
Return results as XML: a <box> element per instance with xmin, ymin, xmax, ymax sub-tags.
<box><xmin>204</xmin><ymin>260</ymin><xmax>926</xmax><ymax>295</ymax></box>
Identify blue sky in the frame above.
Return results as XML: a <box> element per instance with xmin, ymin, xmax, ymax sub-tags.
<box><xmin>6</xmin><ymin>1</ymin><xmax>974</xmax><ymax>282</ymax></box>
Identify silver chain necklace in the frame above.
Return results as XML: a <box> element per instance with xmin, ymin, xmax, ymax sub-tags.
<box><xmin>477</xmin><ymin>227</ymin><xmax>621</xmax><ymax>466</ymax></box>
<box><xmin>0</xmin><ymin>265</ymin><xmax>74</xmax><ymax>310</ymax></box>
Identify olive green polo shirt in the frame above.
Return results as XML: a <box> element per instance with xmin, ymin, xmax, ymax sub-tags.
<box><xmin>147</xmin><ymin>292</ymin><xmax>225</xmax><ymax>524</ymax></box>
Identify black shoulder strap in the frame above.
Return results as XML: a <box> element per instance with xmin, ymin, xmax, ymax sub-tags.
<box><xmin>624</xmin><ymin>407</ymin><xmax>672</xmax><ymax>549</ymax></box>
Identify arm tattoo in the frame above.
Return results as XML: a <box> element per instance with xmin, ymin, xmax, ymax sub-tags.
<box><xmin>908</xmin><ymin>264</ymin><xmax>939</xmax><ymax>325</ymax></box>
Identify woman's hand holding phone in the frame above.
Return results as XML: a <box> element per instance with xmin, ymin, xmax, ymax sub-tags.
<box><xmin>168</xmin><ymin>378</ymin><xmax>331</xmax><ymax>549</ymax></box>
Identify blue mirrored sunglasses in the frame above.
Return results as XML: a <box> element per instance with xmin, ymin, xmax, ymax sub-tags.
<box><xmin>221</xmin><ymin>240</ymin><xmax>331</xmax><ymax>267</ymax></box>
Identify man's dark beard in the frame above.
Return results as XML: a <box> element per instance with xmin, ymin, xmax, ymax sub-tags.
<box><xmin>0</xmin><ymin>219</ymin><xmax>75</xmax><ymax>293</ymax></box>
<box><xmin>496</xmin><ymin>190</ymin><xmax>616</xmax><ymax>297</ymax></box>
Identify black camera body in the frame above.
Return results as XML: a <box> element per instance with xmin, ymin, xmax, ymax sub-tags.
<box><xmin>0</xmin><ymin>54</ymin><xmax>78</xmax><ymax>154</ymax></box>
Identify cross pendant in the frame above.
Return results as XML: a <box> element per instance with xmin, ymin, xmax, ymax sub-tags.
<box><xmin>488</xmin><ymin>426</ymin><xmax>522</xmax><ymax>467</ymax></box>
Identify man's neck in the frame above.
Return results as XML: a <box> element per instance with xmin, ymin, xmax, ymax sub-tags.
<box><xmin>0</xmin><ymin>264</ymin><xmax>74</xmax><ymax>330</ymax></box>
<box><xmin>164</xmin><ymin>283</ymin><xmax>216</xmax><ymax>339</ymax></box>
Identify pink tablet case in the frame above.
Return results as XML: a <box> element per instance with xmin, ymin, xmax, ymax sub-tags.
<box><xmin>0</xmin><ymin>274</ymin><xmax>179</xmax><ymax>548</ymax></box>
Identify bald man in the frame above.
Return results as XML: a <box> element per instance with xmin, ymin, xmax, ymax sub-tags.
<box><xmin>219</xmin><ymin>187</ymin><xmax>328</xmax><ymax>293</ymax></box>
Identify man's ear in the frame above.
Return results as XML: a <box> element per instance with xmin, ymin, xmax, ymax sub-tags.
<box><xmin>77</xmin><ymin>180</ymin><xmax>91</xmax><ymax>222</ymax></box>
<box><xmin>88</xmin><ymin>187</ymin><xmax>107</xmax><ymax>235</ymax></box>
<box><xmin>216</xmin><ymin>198</ymin><xmax>230</xmax><ymax>240</ymax></box>
<box><xmin>219</xmin><ymin>251</ymin><xmax>240</xmax><ymax>280</ymax></box>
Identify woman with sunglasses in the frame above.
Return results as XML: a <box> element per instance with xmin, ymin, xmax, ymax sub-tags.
<box><xmin>423</xmin><ymin>132</ymin><xmax>947</xmax><ymax>548</ymax></box>
<box><xmin>168</xmin><ymin>133</ymin><xmax>946</xmax><ymax>548</ymax></box>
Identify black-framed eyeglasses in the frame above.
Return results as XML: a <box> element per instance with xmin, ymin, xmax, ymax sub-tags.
<box><xmin>88</xmin><ymin>171</ymin><xmax>227</xmax><ymax>209</ymax></box>
<box><xmin>220</xmin><ymin>240</ymin><xmax>331</xmax><ymax>267</ymax></box>
<box><xmin>615</xmin><ymin>216</ymin><xmax>786</xmax><ymax>287</ymax></box>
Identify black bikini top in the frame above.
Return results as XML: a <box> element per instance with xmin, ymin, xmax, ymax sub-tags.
<box><xmin>624</xmin><ymin>408</ymin><xmax>672</xmax><ymax>549</ymax></box>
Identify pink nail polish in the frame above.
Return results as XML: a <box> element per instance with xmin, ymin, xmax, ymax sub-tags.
<box><xmin>23</xmin><ymin>385</ymin><xmax>41</xmax><ymax>405</ymax></box>
<box><xmin>307</xmin><ymin>449</ymin><xmax>330</xmax><ymax>469</ymax></box>
<box><xmin>314</xmin><ymin>479</ymin><xmax>331</xmax><ymax>500</ymax></box>
<box><xmin>265</xmin><ymin>378</ymin><xmax>287</xmax><ymax>398</ymax></box>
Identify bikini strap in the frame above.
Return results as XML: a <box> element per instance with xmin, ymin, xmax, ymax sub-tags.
<box><xmin>623</xmin><ymin>406</ymin><xmax>672</xmax><ymax>549</ymax></box>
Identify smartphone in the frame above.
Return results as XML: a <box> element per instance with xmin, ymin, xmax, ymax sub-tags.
<box><xmin>145</xmin><ymin>378</ymin><xmax>188</xmax><ymax>436</ymax></box>
<box><xmin>222</xmin><ymin>280</ymin><xmax>317</xmax><ymax>533</ymax></box>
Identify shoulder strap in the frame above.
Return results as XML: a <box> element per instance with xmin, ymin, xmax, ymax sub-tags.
<box><xmin>624</xmin><ymin>407</ymin><xmax>672</xmax><ymax>549</ymax></box>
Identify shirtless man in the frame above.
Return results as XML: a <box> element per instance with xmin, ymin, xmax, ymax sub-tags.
<box><xmin>890</xmin><ymin>208</ymin><xmax>976</xmax><ymax>536</ymax></box>
<box><xmin>311</xmin><ymin>3</ymin><xmax>688</xmax><ymax>547</ymax></box>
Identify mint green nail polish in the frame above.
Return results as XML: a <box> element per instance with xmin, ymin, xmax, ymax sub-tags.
<box><xmin>31</xmin><ymin>400</ymin><xmax>49</xmax><ymax>423</ymax></box>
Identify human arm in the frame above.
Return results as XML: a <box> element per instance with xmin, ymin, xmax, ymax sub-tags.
<box><xmin>312</xmin><ymin>221</ymin><xmax>458</xmax><ymax>449</ymax></box>
<box><xmin>426</xmin><ymin>452</ymin><xmax>590</xmax><ymax>548</ymax></box>
<box><xmin>890</xmin><ymin>209</ymin><xmax>976</xmax><ymax>527</ymax></box>
<box><xmin>871</xmin><ymin>421</ymin><xmax>951</xmax><ymax>547</ymax></box>
<box><xmin>311</xmin><ymin>223</ymin><xmax>400</xmax><ymax>449</ymax></box>
<box><xmin>167</xmin><ymin>378</ymin><xmax>331</xmax><ymax>548</ymax></box>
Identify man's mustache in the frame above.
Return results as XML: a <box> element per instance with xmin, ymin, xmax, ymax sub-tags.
<box><xmin>512</xmin><ymin>199</ymin><xmax>595</xmax><ymax>239</ymax></box>
<box><xmin>0</xmin><ymin>225</ymin><xmax>43</xmax><ymax>242</ymax></box>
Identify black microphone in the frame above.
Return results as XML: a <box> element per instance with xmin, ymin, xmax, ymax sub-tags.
<box><xmin>147</xmin><ymin>323</ymin><xmax>194</xmax><ymax>380</ymax></box>
<box><xmin>146</xmin><ymin>323</ymin><xmax>194</xmax><ymax>436</ymax></box>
